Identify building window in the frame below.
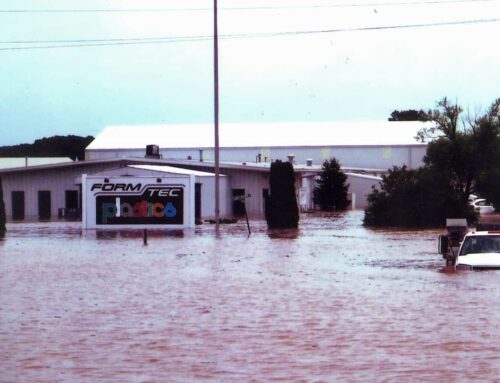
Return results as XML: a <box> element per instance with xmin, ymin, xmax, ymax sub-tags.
<box><xmin>11</xmin><ymin>191</ymin><xmax>25</xmax><ymax>220</ymax></box>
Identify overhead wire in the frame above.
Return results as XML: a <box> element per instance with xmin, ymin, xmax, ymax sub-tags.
<box><xmin>0</xmin><ymin>16</ymin><xmax>499</xmax><ymax>51</ymax></box>
<box><xmin>0</xmin><ymin>0</ymin><xmax>496</xmax><ymax>13</ymax></box>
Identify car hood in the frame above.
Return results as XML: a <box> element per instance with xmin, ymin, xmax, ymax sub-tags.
<box><xmin>457</xmin><ymin>253</ymin><xmax>500</xmax><ymax>268</ymax></box>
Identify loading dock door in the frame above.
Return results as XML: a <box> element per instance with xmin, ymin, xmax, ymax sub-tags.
<box><xmin>232</xmin><ymin>189</ymin><xmax>246</xmax><ymax>216</ymax></box>
<box><xmin>38</xmin><ymin>191</ymin><xmax>51</xmax><ymax>220</ymax></box>
<box><xmin>12</xmin><ymin>191</ymin><xmax>25</xmax><ymax>220</ymax></box>
<box><xmin>65</xmin><ymin>190</ymin><xmax>79</xmax><ymax>210</ymax></box>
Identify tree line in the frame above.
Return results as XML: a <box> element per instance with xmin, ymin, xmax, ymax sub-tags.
<box><xmin>0</xmin><ymin>135</ymin><xmax>94</xmax><ymax>161</ymax></box>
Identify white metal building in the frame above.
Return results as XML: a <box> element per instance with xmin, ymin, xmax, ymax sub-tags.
<box><xmin>85</xmin><ymin>121</ymin><xmax>431</xmax><ymax>170</ymax></box>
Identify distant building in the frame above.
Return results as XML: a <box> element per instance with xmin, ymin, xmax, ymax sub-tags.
<box><xmin>0</xmin><ymin>121</ymin><xmax>432</xmax><ymax>226</ymax></box>
<box><xmin>85</xmin><ymin>121</ymin><xmax>430</xmax><ymax>170</ymax></box>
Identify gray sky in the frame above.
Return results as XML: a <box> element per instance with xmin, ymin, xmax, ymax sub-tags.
<box><xmin>1</xmin><ymin>0</ymin><xmax>499</xmax><ymax>145</ymax></box>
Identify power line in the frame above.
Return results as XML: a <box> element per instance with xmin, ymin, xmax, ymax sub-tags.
<box><xmin>0</xmin><ymin>0</ymin><xmax>496</xmax><ymax>13</ymax></box>
<box><xmin>0</xmin><ymin>36</ymin><xmax>211</xmax><ymax>45</ymax></box>
<box><xmin>1</xmin><ymin>16</ymin><xmax>499</xmax><ymax>51</ymax></box>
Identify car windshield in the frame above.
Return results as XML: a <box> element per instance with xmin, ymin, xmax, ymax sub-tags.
<box><xmin>459</xmin><ymin>235</ymin><xmax>500</xmax><ymax>256</ymax></box>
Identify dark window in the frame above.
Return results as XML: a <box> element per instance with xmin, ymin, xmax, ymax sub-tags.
<box><xmin>232</xmin><ymin>189</ymin><xmax>246</xmax><ymax>216</ymax></box>
<box><xmin>11</xmin><ymin>191</ymin><xmax>25</xmax><ymax>220</ymax></box>
<box><xmin>65</xmin><ymin>190</ymin><xmax>79</xmax><ymax>210</ymax></box>
<box><xmin>195</xmin><ymin>183</ymin><xmax>202</xmax><ymax>222</ymax></box>
<box><xmin>38</xmin><ymin>191</ymin><xmax>51</xmax><ymax>220</ymax></box>
<box><xmin>262</xmin><ymin>188</ymin><xmax>269</xmax><ymax>213</ymax></box>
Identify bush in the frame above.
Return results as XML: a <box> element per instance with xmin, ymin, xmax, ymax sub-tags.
<box><xmin>0</xmin><ymin>176</ymin><xmax>6</xmax><ymax>233</ymax></box>
<box><xmin>363</xmin><ymin>166</ymin><xmax>476</xmax><ymax>227</ymax></box>
<box><xmin>313</xmin><ymin>158</ymin><xmax>349</xmax><ymax>211</ymax></box>
<box><xmin>266</xmin><ymin>160</ymin><xmax>299</xmax><ymax>229</ymax></box>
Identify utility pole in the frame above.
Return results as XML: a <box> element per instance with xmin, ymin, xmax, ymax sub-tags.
<box><xmin>214</xmin><ymin>0</ymin><xmax>220</xmax><ymax>230</ymax></box>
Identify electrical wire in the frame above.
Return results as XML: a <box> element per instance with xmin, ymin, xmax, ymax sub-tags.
<box><xmin>1</xmin><ymin>17</ymin><xmax>499</xmax><ymax>51</ymax></box>
<box><xmin>0</xmin><ymin>0</ymin><xmax>496</xmax><ymax>13</ymax></box>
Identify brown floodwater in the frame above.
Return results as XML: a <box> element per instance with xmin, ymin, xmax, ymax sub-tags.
<box><xmin>1</xmin><ymin>211</ymin><xmax>500</xmax><ymax>382</ymax></box>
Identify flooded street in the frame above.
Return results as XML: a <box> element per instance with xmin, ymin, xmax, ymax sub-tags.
<box><xmin>1</xmin><ymin>211</ymin><xmax>500</xmax><ymax>382</ymax></box>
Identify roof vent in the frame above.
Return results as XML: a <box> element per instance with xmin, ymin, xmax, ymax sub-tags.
<box><xmin>306</xmin><ymin>159</ymin><xmax>313</xmax><ymax>167</ymax></box>
<box><xmin>145</xmin><ymin>145</ymin><xmax>161</xmax><ymax>159</ymax></box>
<box><xmin>287</xmin><ymin>154</ymin><xmax>295</xmax><ymax>164</ymax></box>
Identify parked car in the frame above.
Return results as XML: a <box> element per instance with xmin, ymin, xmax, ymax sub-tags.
<box><xmin>470</xmin><ymin>198</ymin><xmax>495</xmax><ymax>214</ymax></box>
<box><xmin>468</xmin><ymin>194</ymin><xmax>478</xmax><ymax>203</ymax></box>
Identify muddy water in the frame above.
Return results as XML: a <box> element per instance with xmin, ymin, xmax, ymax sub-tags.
<box><xmin>1</xmin><ymin>211</ymin><xmax>500</xmax><ymax>382</ymax></box>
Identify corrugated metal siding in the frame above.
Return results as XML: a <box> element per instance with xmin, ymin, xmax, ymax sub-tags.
<box><xmin>2</xmin><ymin>162</ymin><xmax>127</xmax><ymax>220</ymax></box>
<box><xmin>86</xmin><ymin>145</ymin><xmax>426</xmax><ymax>170</ymax></box>
<box><xmin>222</xmin><ymin>169</ymin><xmax>270</xmax><ymax>218</ymax></box>
<box><xmin>346</xmin><ymin>174</ymin><xmax>382</xmax><ymax>210</ymax></box>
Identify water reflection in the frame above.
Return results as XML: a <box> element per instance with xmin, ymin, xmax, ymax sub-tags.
<box><xmin>267</xmin><ymin>228</ymin><xmax>300</xmax><ymax>239</ymax></box>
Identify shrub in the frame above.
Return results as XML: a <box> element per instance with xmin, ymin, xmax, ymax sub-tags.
<box><xmin>266</xmin><ymin>160</ymin><xmax>299</xmax><ymax>229</ymax></box>
<box><xmin>364</xmin><ymin>166</ymin><xmax>476</xmax><ymax>227</ymax></box>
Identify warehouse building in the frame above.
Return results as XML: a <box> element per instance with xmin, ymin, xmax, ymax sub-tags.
<box><xmin>85</xmin><ymin>121</ymin><xmax>430</xmax><ymax>170</ymax></box>
<box><xmin>0</xmin><ymin>121</ymin><xmax>431</xmax><ymax>226</ymax></box>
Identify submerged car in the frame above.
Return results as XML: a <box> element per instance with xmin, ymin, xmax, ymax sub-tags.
<box><xmin>455</xmin><ymin>232</ymin><xmax>500</xmax><ymax>270</ymax></box>
<box><xmin>470</xmin><ymin>198</ymin><xmax>495</xmax><ymax>215</ymax></box>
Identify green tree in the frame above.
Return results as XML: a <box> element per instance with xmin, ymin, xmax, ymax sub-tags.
<box><xmin>389</xmin><ymin>109</ymin><xmax>428</xmax><ymax>121</ymax></box>
<box><xmin>365</xmin><ymin>97</ymin><xmax>500</xmax><ymax>227</ymax></box>
<box><xmin>266</xmin><ymin>160</ymin><xmax>299</xmax><ymax>229</ymax></box>
<box><xmin>421</xmin><ymin>97</ymin><xmax>500</xmax><ymax>205</ymax></box>
<box><xmin>0</xmin><ymin>176</ymin><xmax>6</xmax><ymax>233</ymax></box>
<box><xmin>0</xmin><ymin>135</ymin><xmax>94</xmax><ymax>161</ymax></box>
<box><xmin>474</xmin><ymin>99</ymin><xmax>500</xmax><ymax>210</ymax></box>
<box><xmin>364</xmin><ymin>166</ymin><xmax>475</xmax><ymax>227</ymax></box>
<box><xmin>313</xmin><ymin>158</ymin><xmax>349</xmax><ymax>211</ymax></box>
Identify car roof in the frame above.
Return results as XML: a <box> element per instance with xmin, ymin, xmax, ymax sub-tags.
<box><xmin>466</xmin><ymin>231</ymin><xmax>500</xmax><ymax>237</ymax></box>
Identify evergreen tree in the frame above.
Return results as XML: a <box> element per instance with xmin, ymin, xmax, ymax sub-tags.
<box><xmin>266</xmin><ymin>160</ymin><xmax>299</xmax><ymax>229</ymax></box>
<box><xmin>313</xmin><ymin>158</ymin><xmax>350</xmax><ymax>211</ymax></box>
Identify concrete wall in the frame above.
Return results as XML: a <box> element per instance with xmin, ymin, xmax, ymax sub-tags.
<box><xmin>86</xmin><ymin>144</ymin><xmax>427</xmax><ymax>170</ymax></box>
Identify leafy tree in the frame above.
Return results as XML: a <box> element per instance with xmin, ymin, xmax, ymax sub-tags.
<box><xmin>389</xmin><ymin>109</ymin><xmax>428</xmax><ymax>122</ymax></box>
<box><xmin>266</xmin><ymin>160</ymin><xmax>299</xmax><ymax>229</ymax></box>
<box><xmin>421</xmin><ymin>97</ymin><xmax>500</xmax><ymax>205</ymax></box>
<box><xmin>365</xmin><ymin>97</ymin><xmax>500</xmax><ymax>227</ymax></box>
<box><xmin>364</xmin><ymin>166</ymin><xmax>476</xmax><ymax>227</ymax></box>
<box><xmin>313</xmin><ymin>158</ymin><xmax>349</xmax><ymax>211</ymax></box>
<box><xmin>474</xmin><ymin>99</ymin><xmax>500</xmax><ymax>210</ymax></box>
<box><xmin>0</xmin><ymin>177</ymin><xmax>6</xmax><ymax>233</ymax></box>
<box><xmin>0</xmin><ymin>135</ymin><xmax>94</xmax><ymax>161</ymax></box>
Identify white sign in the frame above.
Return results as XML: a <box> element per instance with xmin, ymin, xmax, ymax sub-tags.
<box><xmin>82</xmin><ymin>175</ymin><xmax>195</xmax><ymax>229</ymax></box>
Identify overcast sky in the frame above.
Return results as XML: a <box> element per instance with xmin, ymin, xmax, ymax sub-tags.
<box><xmin>1</xmin><ymin>0</ymin><xmax>499</xmax><ymax>145</ymax></box>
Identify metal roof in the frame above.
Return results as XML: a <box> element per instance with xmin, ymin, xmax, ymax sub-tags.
<box><xmin>0</xmin><ymin>157</ymin><xmax>73</xmax><ymax>170</ymax></box>
<box><xmin>128</xmin><ymin>165</ymin><xmax>220</xmax><ymax>177</ymax></box>
<box><xmin>86</xmin><ymin>121</ymin><xmax>432</xmax><ymax>150</ymax></box>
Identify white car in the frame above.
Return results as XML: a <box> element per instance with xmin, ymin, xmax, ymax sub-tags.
<box><xmin>456</xmin><ymin>231</ymin><xmax>500</xmax><ymax>270</ymax></box>
<box><xmin>470</xmin><ymin>198</ymin><xmax>495</xmax><ymax>215</ymax></box>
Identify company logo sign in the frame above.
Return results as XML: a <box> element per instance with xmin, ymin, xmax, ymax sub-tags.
<box><xmin>94</xmin><ymin>183</ymin><xmax>184</xmax><ymax>225</ymax></box>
